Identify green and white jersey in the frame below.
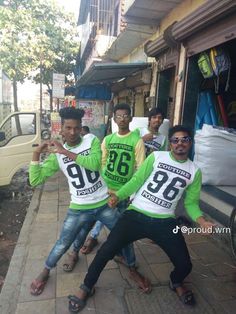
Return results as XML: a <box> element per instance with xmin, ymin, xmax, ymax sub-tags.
<box><xmin>137</xmin><ymin>127</ymin><xmax>166</xmax><ymax>156</ymax></box>
<box><xmin>29</xmin><ymin>134</ymin><xmax>108</xmax><ymax>210</ymax></box>
<box><xmin>102</xmin><ymin>131</ymin><xmax>143</xmax><ymax>191</ymax></box>
<box><xmin>57</xmin><ymin>134</ymin><xmax>108</xmax><ymax>206</ymax></box>
<box><xmin>116</xmin><ymin>151</ymin><xmax>203</xmax><ymax>221</ymax></box>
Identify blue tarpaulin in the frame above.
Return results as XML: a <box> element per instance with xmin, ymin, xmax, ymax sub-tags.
<box><xmin>195</xmin><ymin>91</ymin><xmax>218</xmax><ymax>131</ymax></box>
<box><xmin>76</xmin><ymin>85</ymin><xmax>111</xmax><ymax>100</ymax></box>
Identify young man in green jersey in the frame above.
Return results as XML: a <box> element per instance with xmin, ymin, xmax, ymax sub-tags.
<box><xmin>29</xmin><ymin>107</ymin><xmax>144</xmax><ymax>296</ymax></box>
<box><xmin>79</xmin><ymin>103</ymin><xmax>145</xmax><ymax>253</ymax></box>
<box><xmin>135</xmin><ymin>107</ymin><xmax>167</xmax><ymax>156</ymax></box>
<box><xmin>81</xmin><ymin>104</ymin><xmax>145</xmax><ymax>255</ymax></box>
<box><xmin>68</xmin><ymin>125</ymin><xmax>215</xmax><ymax>312</ymax></box>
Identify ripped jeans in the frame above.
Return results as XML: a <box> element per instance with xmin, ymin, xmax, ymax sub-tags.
<box><xmin>45</xmin><ymin>203</ymin><xmax>136</xmax><ymax>269</ymax></box>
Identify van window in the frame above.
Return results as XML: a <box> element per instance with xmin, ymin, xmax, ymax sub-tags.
<box><xmin>0</xmin><ymin>113</ymin><xmax>36</xmax><ymax>147</ymax></box>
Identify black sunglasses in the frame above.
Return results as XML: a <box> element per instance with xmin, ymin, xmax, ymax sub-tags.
<box><xmin>169</xmin><ymin>136</ymin><xmax>192</xmax><ymax>144</ymax></box>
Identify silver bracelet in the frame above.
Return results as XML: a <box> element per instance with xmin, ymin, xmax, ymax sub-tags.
<box><xmin>30</xmin><ymin>161</ymin><xmax>40</xmax><ymax>165</ymax></box>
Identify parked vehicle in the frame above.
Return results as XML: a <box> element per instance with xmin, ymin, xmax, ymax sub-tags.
<box><xmin>0</xmin><ymin>111</ymin><xmax>41</xmax><ymax>187</ymax></box>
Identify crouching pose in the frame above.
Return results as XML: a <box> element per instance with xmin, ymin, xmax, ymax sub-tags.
<box><xmin>68</xmin><ymin>125</ymin><xmax>215</xmax><ymax>312</ymax></box>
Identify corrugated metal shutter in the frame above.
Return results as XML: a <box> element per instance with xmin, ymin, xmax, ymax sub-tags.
<box><xmin>184</xmin><ymin>12</ymin><xmax>236</xmax><ymax>57</ymax></box>
<box><xmin>145</xmin><ymin>0</ymin><xmax>236</xmax><ymax>57</ymax></box>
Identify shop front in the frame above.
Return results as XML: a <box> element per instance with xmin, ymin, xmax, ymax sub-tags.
<box><xmin>145</xmin><ymin>0</ymin><xmax>236</xmax><ymax>227</ymax></box>
<box><xmin>76</xmin><ymin>62</ymin><xmax>152</xmax><ymax>137</ymax></box>
<box><xmin>145</xmin><ymin>26</ymin><xmax>180</xmax><ymax>125</ymax></box>
<box><xmin>181</xmin><ymin>6</ymin><xmax>236</xmax><ymax>227</ymax></box>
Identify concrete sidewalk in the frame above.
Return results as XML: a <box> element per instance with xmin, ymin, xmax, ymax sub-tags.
<box><xmin>1</xmin><ymin>172</ymin><xmax>236</xmax><ymax>314</ymax></box>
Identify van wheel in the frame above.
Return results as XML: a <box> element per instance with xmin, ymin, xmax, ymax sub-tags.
<box><xmin>41</xmin><ymin>129</ymin><xmax>51</xmax><ymax>140</ymax></box>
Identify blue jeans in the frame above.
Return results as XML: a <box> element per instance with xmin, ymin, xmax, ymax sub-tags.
<box><xmin>90</xmin><ymin>220</ymin><xmax>103</xmax><ymax>238</ymax></box>
<box><xmin>45</xmin><ymin>204</ymin><xmax>136</xmax><ymax>269</ymax></box>
<box><xmin>72</xmin><ymin>200</ymin><xmax>136</xmax><ymax>267</ymax></box>
<box><xmin>84</xmin><ymin>200</ymin><xmax>128</xmax><ymax>240</ymax></box>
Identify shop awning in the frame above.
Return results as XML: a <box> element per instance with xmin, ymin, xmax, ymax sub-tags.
<box><xmin>77</xmin><ymin>62</ymin><xmax>151</xmax><ymax>87</ymax></box>
<box><xmin>124</xmin><ymin>0</ymin><xmax>182</xmax><ymax>25</ymax></box>
<box><xmin>104</xmin><ymin>24</ymin><xmax>157</xmax><ymax>61</ymax></box>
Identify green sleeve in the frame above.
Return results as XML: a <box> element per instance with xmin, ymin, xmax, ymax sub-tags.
<box><xmin>29</xmin><ymin>154</ymin><xmax>59</xmax><ymax>187</ymax></box>
<box><xmin>184</xmin><ymin>169</ymin><xmax>203</xmax><ymax>221</ymax></box>
<box><xmin>116</xmin><ymin>153</ymin><xmax>155</xmax><ymax>200</ymax></box>
<box><xmin>75</xmin><ymin>137</ymin><xmax>101</xmax><ymax>171</ymax></box>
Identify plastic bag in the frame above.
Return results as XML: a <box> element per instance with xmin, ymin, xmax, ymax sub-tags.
<box><xmin>194</xmin><ymin>124</ymin><xmax>236</xmax><ymax>185</ymax></box>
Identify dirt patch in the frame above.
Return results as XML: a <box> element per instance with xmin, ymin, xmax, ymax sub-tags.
<box><xmin>0</xmin><ymin>168</ymin><xmax>33</xmax><ymax>292</ymax></box>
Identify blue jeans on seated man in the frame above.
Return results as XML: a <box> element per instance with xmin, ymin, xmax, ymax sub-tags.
<box><xmin>72</xmin><ymin>199</ymin><xmax>136</xmax><ymax>267</ymax></box>
<box><xmin>45</xmin><ymin>203</ymin><xmax>136</xmax><ymax>269</ymax></box>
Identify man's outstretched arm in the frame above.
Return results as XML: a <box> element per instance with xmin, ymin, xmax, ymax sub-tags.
<box><xmin>108</xmin><ymin>153</ymin><xmax>155</xmax><ymax>207</ymax></box>
<box><xmin>184</xmin><ymin>169</ymin><xmax>216</xmax><ymax>232</ymax></box>
<box><xmin>29</xmin><ymin>143</ymin><xmax>59</xmax><ymax>186</ymax></box>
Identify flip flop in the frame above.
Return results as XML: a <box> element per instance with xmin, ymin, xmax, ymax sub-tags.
<box><xmin>179</xmin><ymin>290</ymin><xmax>195</xmax><ymax>305</ymax></box>
<box><xmin>129</xmin><ymin>268</ymin><xmax>152</xmax><ymax>293</ymax></box>
<box><xmin>169</xmin><ymin>281</ymin><xmax>195</xmax><ymax>306</ymax></box>
<box><xmin>63</xmin><ymin>254</ymin><xmax>79</xmax><ymax>272</ymax></box>
<box><xmin>68</xmin><ymin>287</ymin><xmax>95</xmax><ymax>313</ymax></box>
<box><xmin>30</xmin><ymin>276</ymin><xmax>49</xmax><ymax>296</ymax></box>
<box><xmin>80</xmin><ymin>237</ymin><xmax>98</xmax><ymax>254</ymax></box>
<box><xmin>68</xmin><ymin>295</ymin><xmax>86</xmax><ymax>313</ymax></box>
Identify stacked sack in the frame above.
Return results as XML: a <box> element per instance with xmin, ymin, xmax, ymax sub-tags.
<box><xmin>194</xmin><ymin>124</ymin><xmax>236</xmax><ymax>185</ymax></box>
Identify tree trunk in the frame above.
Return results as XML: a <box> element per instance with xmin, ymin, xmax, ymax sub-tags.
<box><xmin>13</xmin><ymin>78</ymin><xmax>22</xmax><ymax>135</ymax></box>
<box><xmin>50</xmin><ymin>91</ymin><xmax>53</xmax><ymax>112</ymax></box>
<box><xmin>13</xmin><ymin>78</ymin><xmax>18</xmax><ymax>112</ymax></box>
<box><xmin>47</xmin><ymin>84</ymin><xmax>53</xmax><ymax>111</ymax></box>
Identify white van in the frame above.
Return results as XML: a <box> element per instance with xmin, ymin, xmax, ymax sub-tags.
<box><xmin>0</xmin><ymin>111</ymin><xmax>41</xmax><ymax>187</ymax></box>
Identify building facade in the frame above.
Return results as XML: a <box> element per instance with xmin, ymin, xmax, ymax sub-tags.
<box><xmin>76</xmin><ymin>0</ymin><xmax>236</xmax><ymax>131</ymax></box>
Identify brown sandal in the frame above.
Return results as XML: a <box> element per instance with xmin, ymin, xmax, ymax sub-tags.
<box><xmin>30</xmin><ymin>276</ymin><xmax>49</xmax><ymax>296</ymax></box>
<box><xmin>80</xmin><ymin>237</ymin><xmax>98</xmax><ymax>254</ymax></box>
<box><xmin>63</xmin><ymin>253</ymin><xmax>79</xmax><ymax>272</ymax></box>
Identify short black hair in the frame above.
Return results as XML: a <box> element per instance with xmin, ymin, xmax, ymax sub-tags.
<box><xmin>148</xmin><ymin>107</ymin><xmax>164</xmax><ymax>121</ymax></box>
<box><xmin>82</xmin><ymin>126</ymin><xmax>90</xmax><ymax>133</ymax></box>
<box><xmin>168</xmin><ymin>125</ymin><xmax>193</xmax><ymax>140</ymax></box>
<box><xmin>59</xmin><ymin>107</ymin><xmax>84</xmax><ymax>124</ymax></box>
<box><xmin>113</xmin><ymin>103</ymin><xmax>131</xmax><ymax>116</ymax></box>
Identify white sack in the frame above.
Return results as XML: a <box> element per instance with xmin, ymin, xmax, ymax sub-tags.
<box><xmin>194</xmin><ymin>124</ymin><xmax>236</xmax><ymax>185</ymax></box>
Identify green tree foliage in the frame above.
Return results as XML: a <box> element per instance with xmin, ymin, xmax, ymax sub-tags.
<box><xmin>0</xmin><ymin>0</ymin><xmax>80</xmax><ymax>111</ymax></box>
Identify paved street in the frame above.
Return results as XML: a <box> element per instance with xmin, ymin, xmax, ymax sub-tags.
<box><xmin>1</xmin><ymin>172</ymin><xmax>236</xmax><ymax>314</ymax></box>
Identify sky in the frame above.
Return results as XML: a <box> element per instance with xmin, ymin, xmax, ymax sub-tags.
<box><xmin>18</xmin><ymin>0</ymin><xmax>81</xmax><ymax>110</ymax></box>
<box><xmin>55</xmin><ymin>0</ymin><xmax>80</xmax><ymax>17</ymax></box>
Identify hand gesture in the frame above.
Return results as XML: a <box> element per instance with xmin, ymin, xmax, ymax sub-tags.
<box><xmin>49</xmin><ymin>140</ymin><xmax>65</xmax><ymax>154</ymax></box>
<box><xmin>142</xmin><ymin>133</ymin><xmax>153</xmax><ymax>141</ymax></box>
<box><xmin>196</xmin><ymin>216</ymin><xmax>217</xmax><ymax>235</ymax></box>
<box><xmin>34</xmin><ymin>142</ymin><xmax>50</xmax><ymax>154</ymax></box>
<box><xmin>108</xmin><ymin>193</ymin><xmax>119</xmax><ymax>208</ymax></box>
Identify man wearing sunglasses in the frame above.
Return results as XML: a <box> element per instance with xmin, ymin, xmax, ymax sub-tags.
<box><xmin>68</xmin><ymin>125</ymin><xmax>215</xmax><ymax>312</ymax></box>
